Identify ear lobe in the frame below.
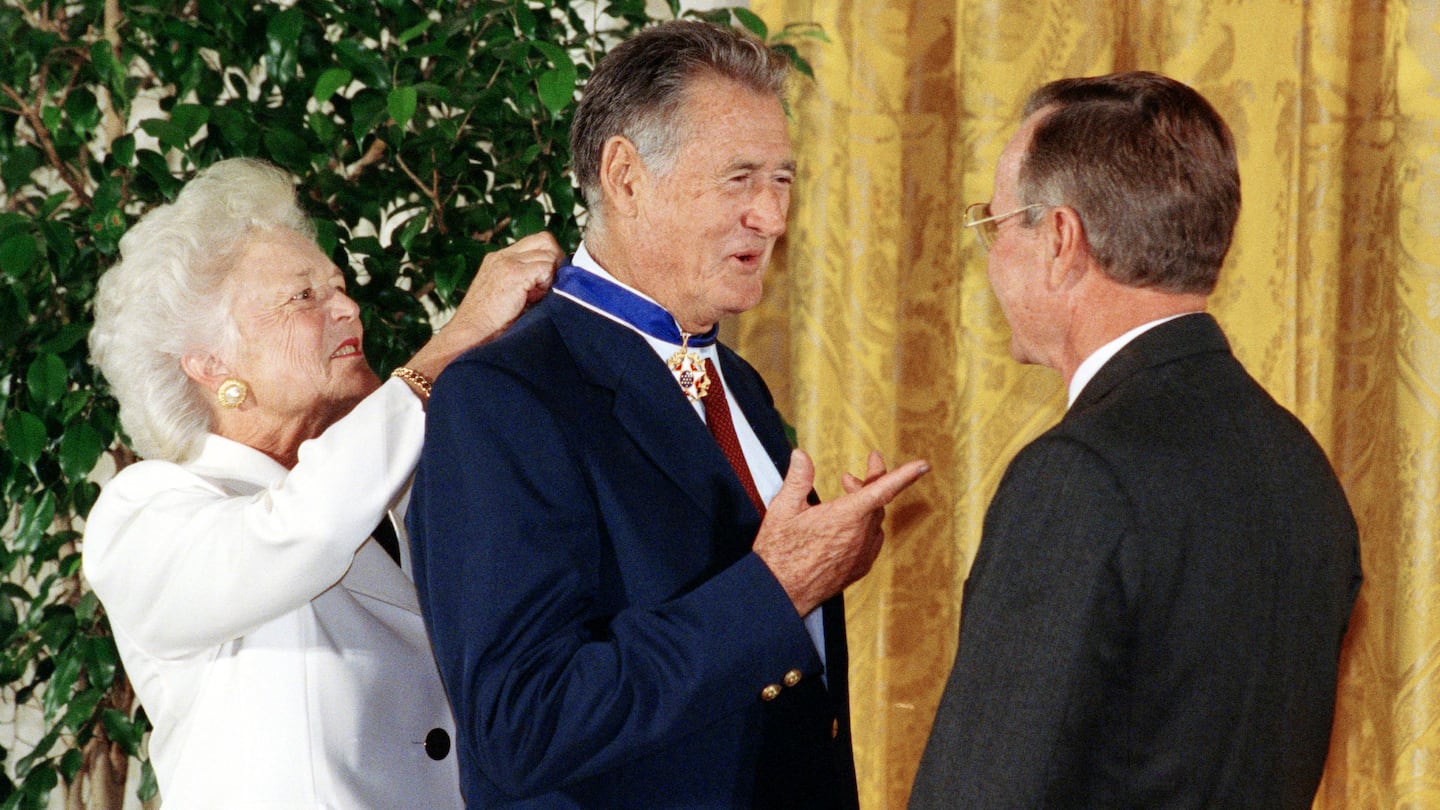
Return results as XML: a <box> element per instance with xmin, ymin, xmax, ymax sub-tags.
<box><xmin>597</xmin><ymin>135</ymin><xmax>646</xmax><ymax>219</ymax></box>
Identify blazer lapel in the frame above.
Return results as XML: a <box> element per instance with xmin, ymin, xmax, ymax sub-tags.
<box><xmin>342</xmin><ymin>506</ymin><xmax>425</xmax><ymax>615</ymax></box>
<box><xmin>548</xmin><ymin>296</ymin><xmax>733</xmax><ymax>521</ymax></box>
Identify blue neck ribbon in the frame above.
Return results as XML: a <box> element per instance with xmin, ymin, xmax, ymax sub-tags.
<box><xmin>553</xmin><ymin>263</ymin><xmax>717</xmax><ymax>347</ymax></box>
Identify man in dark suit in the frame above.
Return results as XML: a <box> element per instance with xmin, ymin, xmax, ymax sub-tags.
<box><xmin>909</xmin><ymin>72</ymin><xmax>1361</xmax><ymax>808</ymax></box>
<box><xmin>408</xmin><ymin>21</ymin><xmax>928</xmax><ymax>808</ymax></box>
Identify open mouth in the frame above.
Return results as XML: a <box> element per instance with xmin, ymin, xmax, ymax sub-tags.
<box><xmin>732</xmin><ymin>250</ymin><xmax>763</xmax><ymax>268</ymax></box>
<box><xmin>330</xmin><ymin>338</ymin><xmax>362</xmax><ymax>359</ymax></box>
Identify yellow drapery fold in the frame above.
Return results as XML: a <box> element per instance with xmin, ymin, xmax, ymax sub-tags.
<box><xmin>740</xmin><ymin>1</ymin><xmax>1440</xmax><ymax>806</ymax></box>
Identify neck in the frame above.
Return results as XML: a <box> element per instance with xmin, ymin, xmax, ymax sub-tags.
<box><xmin>210</xmin><ymin>399</ymin><xmax>355</xmax><ymax>470</ymax></box>
<box><xmin>583</xmin><ymin>228</ymin><xmax>716</xmax><ymax>334</ymax></box>
<box><xmin>583</xmin><ymin>226</ymin><xmax>641</xmax><ymax>290</ymax></box>
<box><xmin>1055</xmin><ymin>284</ymin><xmax>1207</xmax><ymax>385</ymax></box>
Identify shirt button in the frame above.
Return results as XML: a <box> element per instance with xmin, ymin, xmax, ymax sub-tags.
<box><xmin>760</xmin><ymin>684</ymin><xmax>782</xmax><ymax>702</ymax></box>
<box><xmin>783</xmin><ymin>669</ymin><xmax>803</xmax><ymax>687</ymax></box>
<box><xmin>424</xmin><ymin>728</ymin><xmax>451</xmax><ymax>761</ymax></box>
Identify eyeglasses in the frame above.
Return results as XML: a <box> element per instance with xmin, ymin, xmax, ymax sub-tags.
<box><xmin>963</xmin><ymin>202</ymin><xmax>1047</xmax><ymax>250</ymax></box>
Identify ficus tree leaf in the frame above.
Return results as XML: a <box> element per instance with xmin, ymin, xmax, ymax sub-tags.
<box><xmin>733</xmin><ymin>7</ymin><xmax>768</xmax><ymax>39</ymax></box>
<box><xmin>58</xmin><ymin>423</ymin><xmax>104</xmax><ymax>482</ymax></box>
<box><xmin>313</xmin><ymin>67</ymin><xmax>353</xmax><ymax>103</ymax></box>
<box><xmin>26</xmin><ymin>355</ymin><xmax>67</xmax><ymax>406</ymax></box>
<box><xmin>387</xmin><ymin>85</ymin><xmax>418</xmax><ymax>131</ymax></box>
<box><xmin>5</xmin><ymin>411</ymin><xmax>47</xmax><ymax>469</ymax></box>
<box><xmin>266</xmin><ymin>8</ymin><xmax>303</xmax><ymax>84</ymax></box>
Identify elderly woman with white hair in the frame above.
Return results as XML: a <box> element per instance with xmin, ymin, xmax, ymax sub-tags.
<box><xmin>82</xmin><ymin>157</ymin><xmax>559</xmax><ymax>808</ymax></box>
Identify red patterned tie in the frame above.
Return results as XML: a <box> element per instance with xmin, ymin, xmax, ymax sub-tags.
<box><xmin>702</xmin><ymin>358</ymin><xmax>766</xmax><ymax>516</ymax></box>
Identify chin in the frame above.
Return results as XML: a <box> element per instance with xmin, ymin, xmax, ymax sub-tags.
<box><xmin>1009</xmin><ymin>340</ymin><xmax>1037</xmax><ymax>367</ymax></box>
<box><xmin>729</xmin><ymin>281</ymin><xmax>766</xmax><ymax>314</ymax></box>
<box><xmin>354</xmin><ymin>373</ymin><xmax>383</xmax><ymax>399</ymax></box>
<box><xmin>335</xmin><ymin>371</ymin><xmax>382</xmax><ymax>407</ymax></box>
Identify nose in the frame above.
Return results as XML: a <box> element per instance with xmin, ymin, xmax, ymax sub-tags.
<box><xmin>743</xmin><ymin>185</ymin><xmax>789</xmax><ymax>238</ymax></box>
<box><xmin>330</xmin><ymin>288</ymin><xmax>361</xmax><ymax>322</ymax></box>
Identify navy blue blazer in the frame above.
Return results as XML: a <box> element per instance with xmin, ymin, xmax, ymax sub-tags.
<box><xmin>910</xmin><ymin>314</ymin><xmax>1361</xmax><ymax>809</ymax></box>
<box><xmin>408</xmin><ymin>293</ymin><xmax>859</xmax><ymax>808</ymax></box>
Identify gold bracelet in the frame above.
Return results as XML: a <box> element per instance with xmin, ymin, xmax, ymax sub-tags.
<box><xmin>390</xmin><ymin>366</ymin><xmax>433</xmax><ymax>400</ymax></box>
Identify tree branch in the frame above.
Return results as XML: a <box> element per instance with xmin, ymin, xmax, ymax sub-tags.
<box><xmin>21</xmin><ymin>1</ymin><xmax>66</xmax><ymax>37</ymax></box>
<box><xmin>4</xmin><ymin>194</ymin><xmax>40</xmax><ymax>216</ymax></box>
<box><xmin>98</xmin><ymin>0</ymin><xmax>125</xmax><ymax>146</ymax></box>
<box><xmin>396</xmin><ymin>152</ymin><xmax>447</xmax><ymax>235</ymax></box>
<box><xmin>472</xmin><ymin>215</ymin><xmax>512</xmax><ymax>243</ymax></box>
<box><xmin>345</xmin><ymin>137</ymin><xmax>387</xmax><ymax>180</ymax></box>
<box><xmin>0</xmin><ymin>82</ymin><xmax>92</xmax><ymax>206</ymax></box>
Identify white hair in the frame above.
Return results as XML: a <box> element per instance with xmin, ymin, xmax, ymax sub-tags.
<box><xmin>90</xmin><ymin>158</ymin><xmax>314</xmax><ymax>462</ymax></box>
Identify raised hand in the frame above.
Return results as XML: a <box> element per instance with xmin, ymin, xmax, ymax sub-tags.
<box><xmin>447</xmin><ymin>231</ymin><xmax>563</xmax><ymax>345</ymax></box>
<box><xmin>403</xmin><ymin>232</ymin><xmax>563</xmax><ymax>389</ymax></box>
<box><xmin>753</xmin><ymin>449</ymin><xmax>930</xmax><ymax>616</ymax></box>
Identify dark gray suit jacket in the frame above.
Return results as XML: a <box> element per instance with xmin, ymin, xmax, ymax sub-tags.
<box><xmin>910</xmin><ymin>313</ymin><xmax>1361</xmax><ymax>809</ymax></box>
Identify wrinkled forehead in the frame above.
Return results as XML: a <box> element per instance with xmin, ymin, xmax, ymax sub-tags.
<box><xmin>225</xmin><ymin>229</ymin><xmax>337</xmax><ymax>296</ymax></box>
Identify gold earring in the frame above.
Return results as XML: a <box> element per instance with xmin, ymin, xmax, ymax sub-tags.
<box><xmin>217</xmin><ymin>379</ymin><xmax>249</xmax><ymax>409</ymax></box>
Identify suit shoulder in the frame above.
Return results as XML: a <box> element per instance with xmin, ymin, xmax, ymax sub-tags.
<box><xmin>1002</xmin><ymin>431</ymin><xmax>1125</xmax><ymax>495</ymax></box>
<box><xmin>427</xmin><ymin>297</ymin><xmax>625</xmax><ymax>423</ymax></box>
<box><xmin>1062</xmin><ymin>350</ymin><xmax>1317</xmax><ymax>452</ymax></box>
<box><xmin>449</xmin><ymin>302</ymin><xmax>567</xmax><ymax>373</ymax></box>
<box><xmin>93</xmin><ymin>457</ymin><xmax>217</xmax><ymax>510</ymax></box>
<box><xmin>434</xmin><ymin>301</ymin><xmax>596</xmax><ymax>402</ymax></box>
<box><xmin>1047</xmin><ymin>352</ymin><xmax>1352</xmax><ymax>525</ymax></box>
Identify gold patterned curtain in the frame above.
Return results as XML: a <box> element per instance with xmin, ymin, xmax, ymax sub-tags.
<box><xmin>738</xmin><ymin>1</ymin><xmax>1439</xmax><ymax>806</ymax></box>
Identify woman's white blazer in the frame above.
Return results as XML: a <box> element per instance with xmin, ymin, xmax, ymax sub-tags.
<box><xmin>82</xmin><ymin>379</ymin><xmax>462</xmax><ymax>809</ymax></box>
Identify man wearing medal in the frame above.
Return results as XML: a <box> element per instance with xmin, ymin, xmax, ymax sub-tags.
<box><xmin>407</xmin><ymin>19</ymin><xmax>930</xmax><ymax>810</ymax></box>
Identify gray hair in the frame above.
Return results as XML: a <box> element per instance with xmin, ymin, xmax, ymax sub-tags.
<box><xmin>90</xmin><ymin>158</ymin><xmax>313</xmax><ymax>462</ymax></box>
<box><xmin>1016</xmin><ymin>71</ymin><xmax>1240</xmax><ymax>294</ymax></box>
<box><xmin>570</xmin><ymin>19</ymin><xmax>790</xmax><ymax>214</ymax></box>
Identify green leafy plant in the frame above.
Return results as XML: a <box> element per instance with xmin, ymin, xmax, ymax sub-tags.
<box><xmin>0</xmin><ymin>1</ymin><xmax>816</xmax><ymax>806</ymax></box>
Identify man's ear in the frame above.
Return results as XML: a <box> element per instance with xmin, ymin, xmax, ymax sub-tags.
<box><xmin>1045</xmin><ymin>205</ymin><xmax>1091</xmax><ymax>290</ymax></box>
<box><xmin>597</xmin><ymin>134</ymin><xmax>647</xmax><ymax>219</ymax></box>
<box><xmin>180</xmin><ymin>352</ymin><xmax>232</xmax><ymax>391</ymax></box>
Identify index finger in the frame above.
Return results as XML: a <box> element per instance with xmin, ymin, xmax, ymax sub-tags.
<box><xmin>851</xmin><ymin>458</ymin><xmax>929</xmax><ymax>509</ymax></box>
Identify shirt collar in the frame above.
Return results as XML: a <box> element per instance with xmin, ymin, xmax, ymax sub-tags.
<box><xmin>185</xmin><ymin>433</ymin><xmax>290</xmax><ymax>488</ymax></box>
<box><xmin>1067</xmin><ymin>312</ymin><xmax>1201</xmax><ymax>408</ymax></box>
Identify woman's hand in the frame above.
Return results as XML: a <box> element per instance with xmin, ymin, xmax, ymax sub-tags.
<box><xmin>446</xmin><ymin>231</ymin><xmax>563</xmax><ymax>346</ymax></box>
<box><xmin>399</xmin><ymin>232</ymin><xmax>563</xmax><ymax>396</ymax></box>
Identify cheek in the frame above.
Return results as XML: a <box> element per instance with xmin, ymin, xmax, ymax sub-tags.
<box><xmin>706</xmin><ymin>196</ymin><xmax>748</xmax><ymax>232</ymax></box>
<box><xmin>985</xmin><ymin>256</ymin><xmax>1013</xmax><ymax>303</ymax></box>
<box><xmin>265</xmin><ymin>315</ymin><xmax>329</xmax><ymax>379</ymax></box>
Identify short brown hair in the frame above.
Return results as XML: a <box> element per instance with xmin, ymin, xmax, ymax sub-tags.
<box><xmin>1016</xmin><ymin>71</ymin><xmax>1240</xmax><ymax>294</ymax></box>
<box><xmin>570</xmin><ymin>20</ymin><xmax>789</xmax><ymax>210</ymax></box>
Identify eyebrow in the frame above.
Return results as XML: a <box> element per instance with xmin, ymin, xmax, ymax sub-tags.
<box><xmin>297</xmin><ymin>265</ymin><xmax>342</xmax><ymax>280</ymax></box>
<box><xmin>726</xmin><ymin>159</ymin><xmax>798</xmax><ymax>174</ymax></box>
